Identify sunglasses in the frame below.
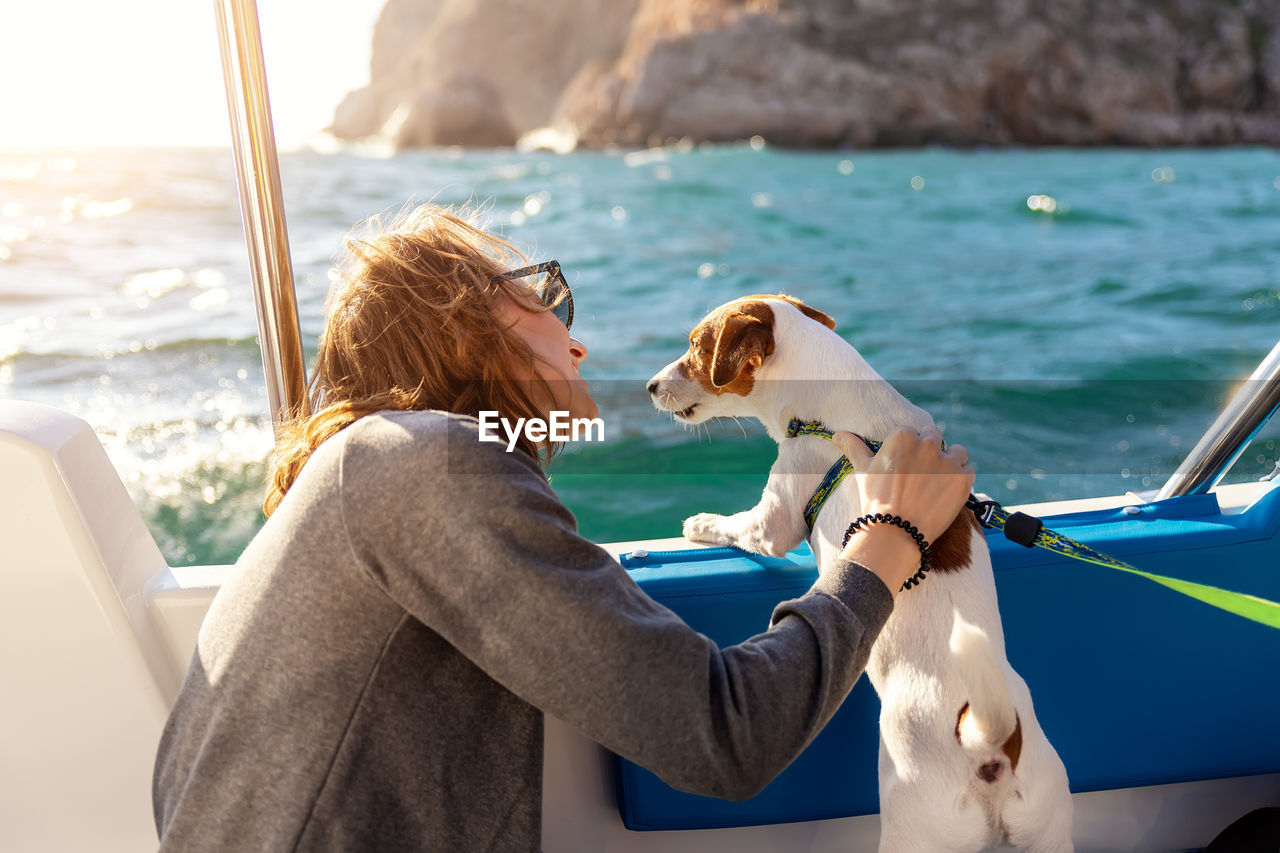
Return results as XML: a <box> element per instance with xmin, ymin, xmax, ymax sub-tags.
<box><xmin>490</xmin><ymin>260</ymin><xmax>574</xmax><ymax>331</ymax></box>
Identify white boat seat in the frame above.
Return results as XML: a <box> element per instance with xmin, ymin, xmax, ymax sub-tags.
<box><xmin>0</xmin><ymin>401</ymin><xmax>191</xmax><ymax>851</ymax></box>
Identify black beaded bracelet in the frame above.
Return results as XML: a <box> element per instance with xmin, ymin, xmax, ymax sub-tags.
<box><xmin>841</xmin><ymin>512</ymin><xmax>933</xmax><ymax>592</ymax></box>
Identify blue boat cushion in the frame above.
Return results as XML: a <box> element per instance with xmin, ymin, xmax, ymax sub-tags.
<box><xmin>615</xmin><ymin>544</ymin><xmax>878</xmax><ymax>830</ymax></box>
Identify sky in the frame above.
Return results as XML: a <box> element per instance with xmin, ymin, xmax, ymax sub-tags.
<box><xmin>0</xmin><ymin>0</ymin><xmax>388</xmax><ymax>148</ymax></box>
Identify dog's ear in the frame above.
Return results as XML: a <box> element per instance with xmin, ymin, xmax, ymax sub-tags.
<box><xmin>710</xmin><ymin>309</ymin><xmax>774</xmax><ymax>388</ymax></box>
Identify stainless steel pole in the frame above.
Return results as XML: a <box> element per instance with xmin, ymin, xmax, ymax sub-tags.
<box><xmin>1155</xmin><ymin>338</ymin><xmax>1280</xmax><ymax>500</ymax></box>
<box><xmin>214</xmin><ymin>0</ymin><xmax>309</xmax><ymax>432</ymax></box>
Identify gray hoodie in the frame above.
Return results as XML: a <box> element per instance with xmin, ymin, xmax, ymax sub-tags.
<box><xmin>153</xmin><ymin>409</ymin><xmax>893</xmax><ymax>852</ymax></box>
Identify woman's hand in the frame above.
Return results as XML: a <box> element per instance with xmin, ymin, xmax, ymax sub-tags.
<box><xmin>832</xmin><ymin>426</ymin><xmax>975</xmax><ymax>596</ymax></box>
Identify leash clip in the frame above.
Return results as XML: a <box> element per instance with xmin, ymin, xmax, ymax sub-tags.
<box><xmin>966</xmin><ymin>494</ymin><xmax>999</xmax><ymax>528</ymax></box>
<box><xmin>965</xmin><ymin>494</ymin><xmax>1043</xmax><ymax>546</ymax></box>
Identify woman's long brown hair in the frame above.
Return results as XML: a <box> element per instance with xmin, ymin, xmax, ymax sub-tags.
<box><xmin>263</xmin><ymin>203</ymin><xmax>565</xmax><ymax>516</ymax></box>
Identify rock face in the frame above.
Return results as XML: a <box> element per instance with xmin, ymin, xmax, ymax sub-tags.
<box><xmin>331</xmin><ymin>0</ymin><xmax>1280</xmax><ymax>149</ymax></box>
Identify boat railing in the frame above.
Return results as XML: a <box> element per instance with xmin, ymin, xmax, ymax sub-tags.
<box><xmin>1155</xmin><ymin>338</ymin><xmax>1280</xmax><ymax>500</ymax></box>
<box><xmin>214</xmin><ymin>0</ymin><xmax>308</xmax><ymax>430</ymax></box>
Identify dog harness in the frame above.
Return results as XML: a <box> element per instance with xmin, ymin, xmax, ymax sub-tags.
<box><xmin>785</xmin><ymin>417</ymin><xmax>1280</xmax><ymax>630</ymax></box>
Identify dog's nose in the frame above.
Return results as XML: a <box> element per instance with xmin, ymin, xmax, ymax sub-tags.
<box><xmin>646</xmin><ymin>379</ymin><xmax>659</xmax><ymax>396</ymax></box>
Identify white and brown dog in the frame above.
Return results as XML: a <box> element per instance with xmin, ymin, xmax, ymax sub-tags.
<box><xmin>647</xmin><ymin>294</ymin><xmax>1073</xmax><ymax>853</ymax></box>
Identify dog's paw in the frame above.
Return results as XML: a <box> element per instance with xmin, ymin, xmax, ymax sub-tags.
<box><xmin>683</xmin><ymin>512</ymin><xmax>734</xmax><ymax>545</ymax></box>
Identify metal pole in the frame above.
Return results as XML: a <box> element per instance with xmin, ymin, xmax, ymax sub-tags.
<box><xmin>214</xmin><ymin>0</ymin><xmax>309</xmax><ymax>432</ymax></box>
<box><xmin>1155</xmin><ymin>338</ymin><xmax>1280</xmax><ymax>500</ymax></box>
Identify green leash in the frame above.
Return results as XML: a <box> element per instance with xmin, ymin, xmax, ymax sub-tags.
<box><xmin>785</xmin><ymin>418</ymin><xmax>1280</xmax><ymax>631</ymax></box>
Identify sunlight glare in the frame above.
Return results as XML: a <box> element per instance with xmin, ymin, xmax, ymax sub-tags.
<box><xmin>0</xmin><ymin>0</ymin><xmax>385</xmax><ymax>148</ymax></box>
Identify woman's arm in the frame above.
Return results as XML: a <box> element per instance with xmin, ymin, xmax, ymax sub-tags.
<box><xmin>338</xmin><ymin>411</ymin><xmax>894</xmax><ymax>800</ymax></box>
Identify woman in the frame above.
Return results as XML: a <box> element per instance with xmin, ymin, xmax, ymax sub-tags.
<box><xmin>153</xmin><ymin>204</ymin><xmax>974</xmax><ymax>851</ymax></box>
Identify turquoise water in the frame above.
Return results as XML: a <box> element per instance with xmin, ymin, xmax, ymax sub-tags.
<box><xmin>2</xmin><ymin>144</ymin><xmax>1279</xmax><ymax>563</ymax></box>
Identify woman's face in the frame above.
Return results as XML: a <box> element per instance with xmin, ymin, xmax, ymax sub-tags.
<box><xmin>497</xmin><ymin>291</ymin><xmax>598</xmax><ymax>422</ymax></box>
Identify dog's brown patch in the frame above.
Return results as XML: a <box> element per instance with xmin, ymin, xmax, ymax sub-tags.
<box><xmin>1003</xmin><ymin>714</ymin><xmax>1023</xmax><ymax>773</ymax></box>
<box><xmin>929</xmin><ymin>507</ymin><xmax>982</xmax><ymax>573</ymax></box>
<box><xmin>771</xmin><ymin>293</ymin><xmax>836</xmax><ymax>330</ymax></box>
<box><xmin>955</xmin><ymin>702</ymin><xmax>970</xmax><ymax>742</ymax></box>
<box><xmin>729</xmin><ymin>292</ymin><xmax>835</xmax><ymax>330</ymax></box>
<box><xmin>956</xmin><ymin>703</ymin><xmax>1023</xmax><ymax>777</ymax></box>
<box><xmin>684</xmin><ymin>299</ymin><xmax>776</xmax><ymax>396</ymax></box>
<box><xmin>680</xmin><ymin>294</ymin><xmax>836</xmax><ymax>396</ymax></box>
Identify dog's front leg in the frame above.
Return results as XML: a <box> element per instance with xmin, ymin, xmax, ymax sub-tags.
<box><xmin>683</xmin><ymin>467</ymin><xmax>810</xmax><ymax>557</ymax></box>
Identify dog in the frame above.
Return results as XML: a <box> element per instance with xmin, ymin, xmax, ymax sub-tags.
<box><xmin>647</xmin><ymin>294</ymin><xmax>1073</xmax><ymax>853</ymax></box>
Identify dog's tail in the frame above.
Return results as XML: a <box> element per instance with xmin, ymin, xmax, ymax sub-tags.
<box><xmin>949</xmin><ymin>609</ymin><xmax>1018</xmax><ymax>750</ymax></box>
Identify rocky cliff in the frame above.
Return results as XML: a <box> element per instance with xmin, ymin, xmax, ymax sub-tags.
<box><xmin>330</xmin><ymin>0</ymin><xmax>1280</xmax><ymax>149</ymax></box>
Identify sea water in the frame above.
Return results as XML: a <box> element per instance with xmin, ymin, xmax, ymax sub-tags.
<box><xmin>2</xmin><ymin>143</ymin><xmax>1278</xmax><ymax>565</ymax></box>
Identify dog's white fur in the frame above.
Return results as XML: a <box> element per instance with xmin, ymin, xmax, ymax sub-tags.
<box><xmin>648</xmin><ymin>296</ymin><xmax>1073</xmax><ymax>853</ymax></box>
